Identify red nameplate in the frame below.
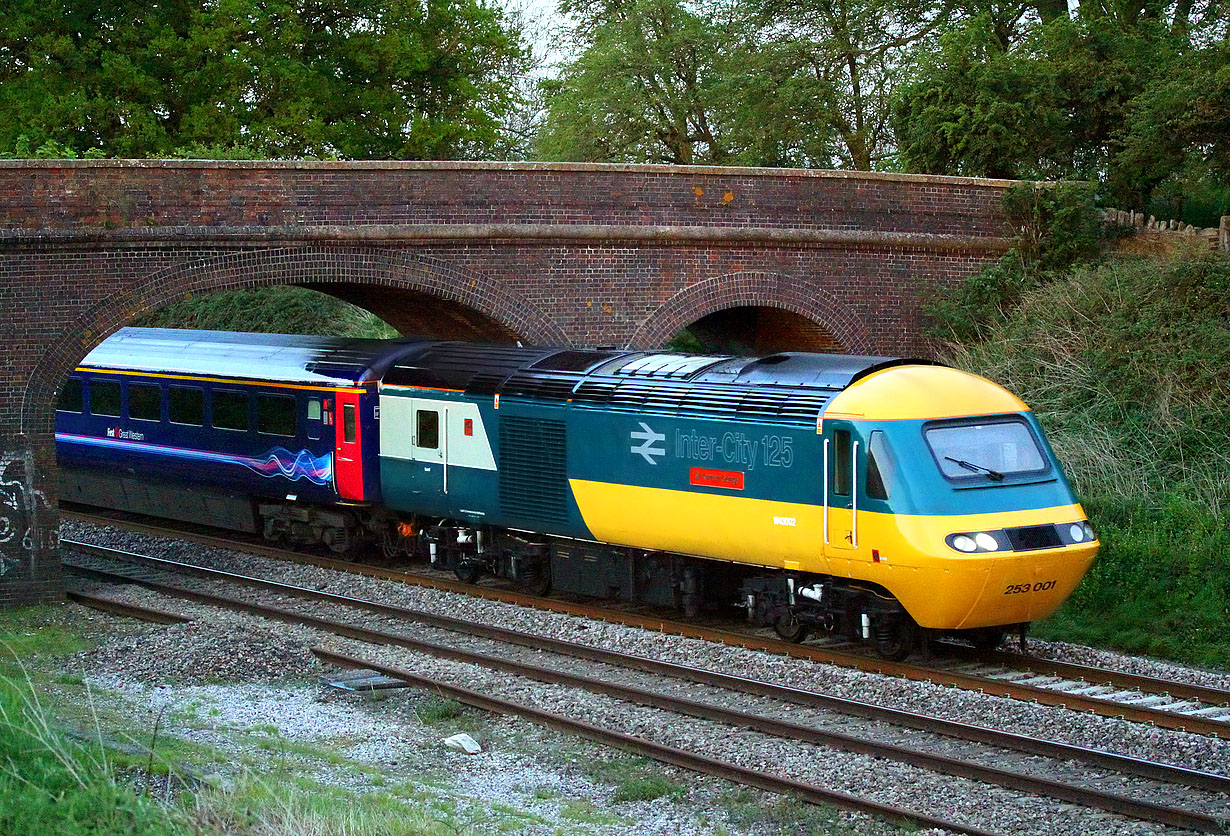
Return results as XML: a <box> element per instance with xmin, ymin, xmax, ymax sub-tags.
<box><xmin>690</xmin><ymin>468</ymin><xmax>744</xmax><ymax>490</ymax></box>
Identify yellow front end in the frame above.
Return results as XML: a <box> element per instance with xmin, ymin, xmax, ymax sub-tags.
<box><xmin>832</xmin><ymin>507</ymin><xmax>1097</xmax><ymax>630</ymax></box>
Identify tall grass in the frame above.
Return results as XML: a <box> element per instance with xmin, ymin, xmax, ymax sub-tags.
<box><xmin>0</xmin><ymin>669</ymin><xmax>182</xmax><ymax>836</ymax></box>
<box><xmin>941</xmin><ymin>250</ymin><xmax>1230</xmax><ymax>666</ymax></box>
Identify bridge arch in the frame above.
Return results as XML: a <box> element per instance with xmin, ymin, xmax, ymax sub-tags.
<box><xmin>629</xmin><ymin>271</ymin><xmax>872</xmax><ymax>354</ymax></box>
<box><xmin>21</xmin><ymin>246</ymin><xmax>566</xmax><ymax>436</ymax></box>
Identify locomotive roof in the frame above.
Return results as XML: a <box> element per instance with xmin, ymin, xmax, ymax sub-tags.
<box><xmin>79</xmin><ymin>327</ymin><xmax>428</xmax><ymax>385</ymax></box>
<box><xmin>385</xmin><ymin>343</ymin><xmax>936</xmax><ymax>427</ymax></box>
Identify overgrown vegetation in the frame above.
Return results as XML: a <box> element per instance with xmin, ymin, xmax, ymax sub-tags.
<box><xmin>932</xmin><ymin>193</ymin><xmax>1230</xmax><ymax>666</ymax></box>
<box><xmin>137</xmin><ymin>286</ymin><xmax>396</xmax><ymax>338</ymax></box>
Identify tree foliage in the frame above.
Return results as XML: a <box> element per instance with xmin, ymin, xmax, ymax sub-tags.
<box><xmin>0</xmin><ymin>0</ymin><xmax>532</xmax><ymax>159</ymax></box>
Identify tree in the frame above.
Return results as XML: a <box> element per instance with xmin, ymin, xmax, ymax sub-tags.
<box><xmin>744</xmin><ymin>0</ymin><xmax>949</xmax><ymax>170</ymax></box>
<box><xmin>892</xmin><ymin>16</ymin><xmax>1069</xmax><ymax>178</ymax></box>
<box><xmin>0</xmin><ymin>0</ymin><xmax>532</xmax><ymax>159</ymax></box>
<box><xmin>535</xmin><ymin>0</ymin><xmax>742</xmax><ymax>164</ymax></box>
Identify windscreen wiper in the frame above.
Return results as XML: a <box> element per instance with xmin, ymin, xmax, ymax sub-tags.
<box><xmin>945</xmin><ymin>456</ymin><xmax>1005</xmax><ymax>481</ymax></box>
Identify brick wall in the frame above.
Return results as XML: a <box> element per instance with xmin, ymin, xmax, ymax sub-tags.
<box><xmin>0</xmin><ymin>160</ymin><xmax>1017</xmax><ymax>607</ymax></box>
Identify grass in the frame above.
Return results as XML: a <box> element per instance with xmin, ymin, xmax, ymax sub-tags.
<box><xmin>718</xmin><ymin>789</ymin><xmax>856</xmax><ymax>836</ymax></box>
<box><xmin>585</xmin><ymin>754</ymin><xmax>687</xmax><ymax>803</ymax></box>
<box><xmin>942</xmin><ymin>249</ymin><xmax>1230</xmax><ymax>667</ymax></box>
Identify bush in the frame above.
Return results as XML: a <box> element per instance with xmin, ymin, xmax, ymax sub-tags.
<box><xmin>137</xmin><ymin>286</ymin><xmax>396</xmax><ymax>338</ymax></box>
<box><xmin>927</xmin><ymin>181</ymin><xmax>1106</xmax><ymax>342</ymax></box>
<box><xmin>942</xmin><ymin>250</ymin><xmax>1230</xmax><ymax>666</ymax></box>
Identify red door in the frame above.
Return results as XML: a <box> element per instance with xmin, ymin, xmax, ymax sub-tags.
<box><xmin>334</xmin><ymin>389</ymin><xmax>364</xmax><ymax>500</ymax></box>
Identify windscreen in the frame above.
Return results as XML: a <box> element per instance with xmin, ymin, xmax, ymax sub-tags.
<box><xmin>924</xmin><ymin>419</ymin><xmax>1047</xmax><ymax>480</ymax></box>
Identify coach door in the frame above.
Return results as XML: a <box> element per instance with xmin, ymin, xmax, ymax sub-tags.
<box><xmin>334</xmin><ymin>389</ymin><xmax>365</xmax><ymax>501</ymax></box>
<box><xmin>823</xmin><ymin>420</ymin><xmax>860</xmax><ymax>572</ymax></box>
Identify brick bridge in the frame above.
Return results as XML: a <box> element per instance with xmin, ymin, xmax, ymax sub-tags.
<box><xmin>0</xmin><ymin>159</ymin><xmax>1017</xmax><ymax>607</ymax></box>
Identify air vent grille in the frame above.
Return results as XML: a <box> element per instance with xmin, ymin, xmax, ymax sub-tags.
<box><xmin>499</xmin><ymin>416</ymin><xmax>568</xmax><ymax>524</ymax></box>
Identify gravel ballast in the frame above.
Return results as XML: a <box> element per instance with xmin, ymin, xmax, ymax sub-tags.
<box><xmin>58</xmin><ymin>520</ymin><xmax>1230</xmax><ymax>834</ymax></box>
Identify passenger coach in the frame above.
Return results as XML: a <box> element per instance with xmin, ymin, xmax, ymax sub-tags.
<box><xmin>56</xmin><ymin>328</ymin><xmax>422</xmax><ymax>552</ymax></box>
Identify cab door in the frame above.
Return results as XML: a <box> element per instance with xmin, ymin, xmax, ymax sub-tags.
<box><xmin>823</xmin><ymin>420</ymin><xmax>860</xmax><ymax>574</ymax></box>
<box><xmin>405</xmin><ymin>399</ymin><xmax>448</xmax><ymax>514</ymax></box>
<box><xmin>334</xmin><ymin>389</ymin><xmax>365</xmax><ymax>500</ymax></box>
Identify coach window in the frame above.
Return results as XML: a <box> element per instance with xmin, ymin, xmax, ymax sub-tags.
<box><xmin>128</xmin><ymin>383</ymin><xmax>162</xmax><ymax>422</ymax></box>
<box><xmin>257</xmin><ymin>394</ymin><xmax>296</xmax><ymax>437</ymax></box>
<box><xmin>416</xmin><ymin>409</ymin><xmax>439</xmax><ymax>449</ymax></box>
<box><xmin>90</xmin><ymin>379</ymin><xmax>121</xmax><ymax>417</ymax></box>
<box><xmin>213</xmin><ymin>390</ymin><xmax>249</xmax><ymax>431</ymax></box>
<box><xmin>866</xmin><ymin>431</ymin><xmax>898</xmax><ymax>500</ymax></box>
<box><xmin>832</xmin><ymin>429</ymin><xmax>852</xmax><ymax>496</ymax></box>
<box><xmin>169</xmin><ymin>386</ymin><xmax>204</xmax><ymax>426</ymax></box>
<box><xmin>343</xmin><ymin>403</ymin><xmax>357</xmax><ymax>444</ymax></box>
<box><xmin>57</xmin><ymin>378</ymin><xmax>84</xmax><ymax>413</ymax></box>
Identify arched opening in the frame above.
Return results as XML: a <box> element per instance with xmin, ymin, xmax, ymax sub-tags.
<box><xmin>135</xmin><ymin>283</ymin><xmax>523</xmax><ymax>343</ymax></box>
<box><xmin>669</xmin><ymin>306</ymin><xmax>845</xmax><ymax>355</ymax></box>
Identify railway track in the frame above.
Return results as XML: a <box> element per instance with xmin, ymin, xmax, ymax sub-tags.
<box><xmin>62</xmin><ymin>509</ymin><xmax>1230</xmax><ymax>738</ymax></box>
<box><xmin>62</xmin><ymin>540</ymin><xmax>1230</xmax><ymax>835</ymax></box>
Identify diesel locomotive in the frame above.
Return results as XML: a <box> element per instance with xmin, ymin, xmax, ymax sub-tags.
<box><xmin>56</xmin><ymin>327</ymin><xmax>1098</xmax><ymax>657</ymax></box>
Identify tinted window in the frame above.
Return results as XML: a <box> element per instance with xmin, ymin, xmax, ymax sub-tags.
<box><xmin>417</xmin><ymin>409</ymin><xmax>439</xmax><ymax>449</ymax></box>
<box><xmin>866</xmin><ymin>430</ymin><xmax>897</xmax><ymax>500</ymax></box>
<box><xmin>90</xmin><ymin>380</ymin><xmax>121</xmax><ymax>417</ymax></box>
<box><xmin>833</xmin><ymin>429</ymin><xmax>851</xmax><ymax>496</ymax></box>
<box><xmin>343</xmin><ymin>403</ymin><xmax>357</xmax><ymax>444</ymax></box>
<box><xmin>169</xmin><ymin>386</ymin><xmax>204</xmax><ymax>426</ymax></box>
<box><xmin>257</xmin><ymin>394</ymin><xmax>296</xmax><ymax>436</ymax></box>
<box><xmin>925</xmin><ymin>419</ymin><xmax>1046</xmax><ymax>480</ymax></box>
<box><xmin>213</xmin><ymin>390</ymin><xmax>249</xmax><ymax>431</ymax></box>
<box><xmin>128</xmin><ymin>383</ymin><xmax>162</xmax><ymax>422</ymax></box>
<box><xmin>58</xmin><ymin>378</ymin><xmax>84</xmax><ymax>413</ymax></box>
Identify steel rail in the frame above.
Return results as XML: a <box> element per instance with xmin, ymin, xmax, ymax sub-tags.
<box><xmin>62</xmin><ymin>554</ymin><xmax>1230</xmax><ymax>832</ymax></box>
<box><xmin>66</xmin><ymin>590</ymin><xmax>191</xmax><ymax>624</ymax></box>
<box><xmin>310</xmin><ymin>648</ymin><xmax>1007</xmax><ymax>836</ymax></box>
<box><xmin>61</xmin><ymin>515</ymin><xmax>1230</xmax><ymax>736</ymax></box>
<box><xmin>936</xmin><ymin>642</ymin><xmax>1230</xmax><ymax>709</ymax></box>
<box><xmin>60</xmin><ymin>538</ymin><xmax>1230</xmax><ymax>794</ymax></box>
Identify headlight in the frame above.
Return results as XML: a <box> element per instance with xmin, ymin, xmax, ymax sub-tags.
<box><xmin>974</xmin><ymin>532</ymin><xmax>1001</xmax><ymax>551</ymax></box>
<box><xmin>946</xmin><ymin>531</ymin><xmax>1006</xmax><ymax>553</ymax></box>
<box><xmin>1082</xmin><ymin>521</ymin><xmax>1096</xmax><ymax>541</ymax></box>
<box><xmin>1068</xmin><ymin>523</ymin><xmax>1085</xmax><ymax>542</ymax></box>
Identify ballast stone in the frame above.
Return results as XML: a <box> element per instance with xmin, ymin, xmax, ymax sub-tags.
<box><xmin>444</xmin><ymin>732</ymin><xmax>483</xmax><ymax>754</ymax></box>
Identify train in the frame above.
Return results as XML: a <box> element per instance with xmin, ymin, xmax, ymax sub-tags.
<box><xmin>55</xmin><ymin>327</ymin><xmax>1098</xmax><ymax>658</ymax></box>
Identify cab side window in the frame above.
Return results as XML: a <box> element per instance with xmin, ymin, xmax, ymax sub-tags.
<box><xmin>866</xmin><ymin>430</ymin><xmax>898</xmax><ymax>500</ymax></box>
<box><xmin>833</xmin><ymin>430</ymin><xmax>852</xmax><ymax>496</ymax></box>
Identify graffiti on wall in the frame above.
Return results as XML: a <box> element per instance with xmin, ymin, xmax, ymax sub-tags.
<box><xmin>0</xmin><ymin>449</ymin><xmax>53</xmax><ymax>581</ymax></box>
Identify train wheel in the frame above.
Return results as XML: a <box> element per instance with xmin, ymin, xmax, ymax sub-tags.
<box><xmin>874</xmin><ymin>619</ymin><xmax>915</xmax><ymax>661</ymax></box>
<box><xmin>971</xmin><ymin>627</ymin><xmax>1006</xmax><ymax>653</ymax></box>
<box><xmin>454</xmin><ymin>561</ymin><xmax>482</xmax><ymax>584</ymax></box>
<box><xmin>773</xmin><ymin>612</ymin><xmax>810</xmax><ymax>643</ymax></box>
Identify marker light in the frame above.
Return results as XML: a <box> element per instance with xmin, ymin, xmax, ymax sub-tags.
<box><xmin>952</xmin><ymin>535</ymin><xmax>978</xmax><ymax>553</ymax></box>
<box><xmin>974</xmin><ymin>532</ymin><xmax>1001</xmax><ymax>551</ymax></box>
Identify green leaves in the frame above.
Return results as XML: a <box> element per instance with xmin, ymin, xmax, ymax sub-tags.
<box><xmin>0</xmin><ymin>0</ymin><xmax>531</xmax><ymax>159</ymax></box>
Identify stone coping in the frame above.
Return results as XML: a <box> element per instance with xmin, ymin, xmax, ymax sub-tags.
<box><xmin>0</xmin><ymin>158</ymin><xmax>1022</xmax><ymax>188</ymax></box>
